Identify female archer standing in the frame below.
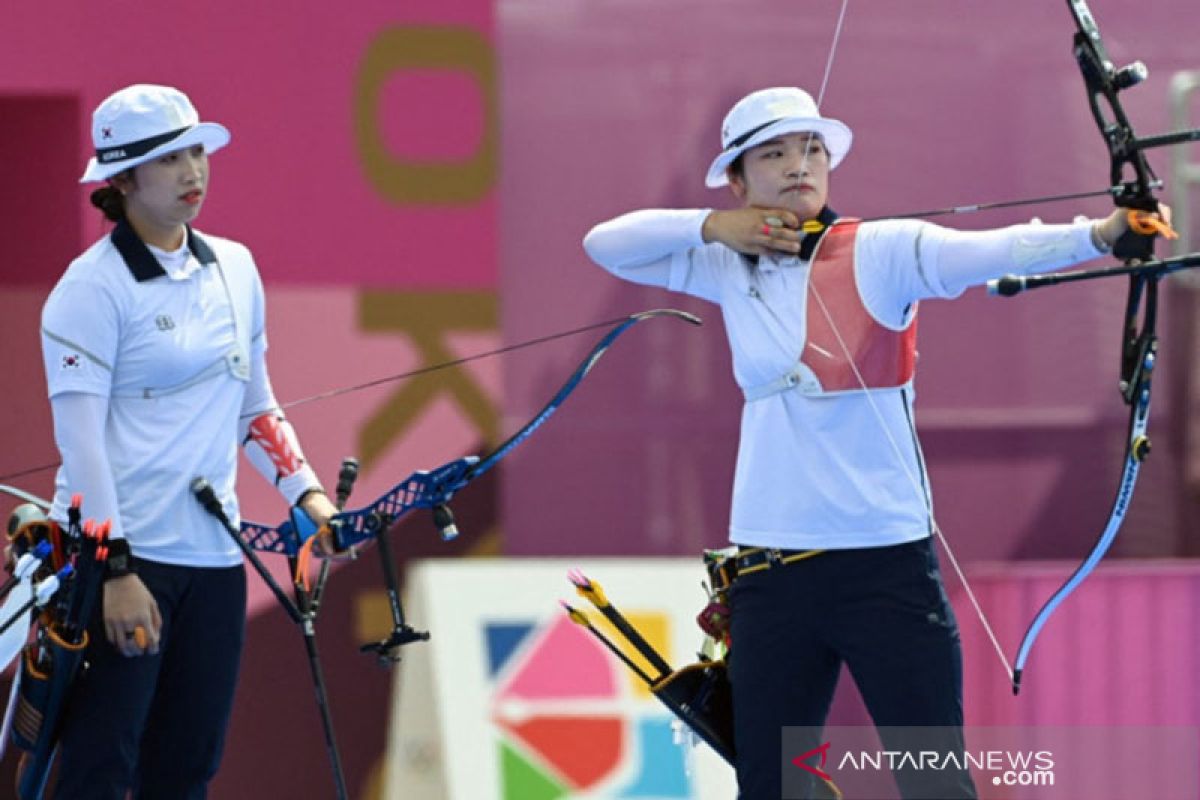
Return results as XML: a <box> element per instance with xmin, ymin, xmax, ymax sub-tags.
<box><xmin>584</xmin><ymin>86</ymin><xmax>1166</xmax><ymax>799</ymax></box>
<box><xmin>39</xmin><ymin>84</ymin><xmax>339</xmax><ymax>799</ymax></box>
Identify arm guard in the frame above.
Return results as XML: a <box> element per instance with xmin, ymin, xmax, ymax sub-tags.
<box><xmin>240</xmin><ymin>411</ymin><xmax>321</xmax><ymax>505</ymax></box>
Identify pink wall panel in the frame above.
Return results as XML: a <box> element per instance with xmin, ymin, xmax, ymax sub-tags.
<box><xmin>0</xmin><ymin>1</ymin><xmax>496</xmax><ymax>288</ymax></box>
<box><xmin>960</xmin><ymin>562</ymin><xmax>1200</xmax><ymax>728</ymax></box>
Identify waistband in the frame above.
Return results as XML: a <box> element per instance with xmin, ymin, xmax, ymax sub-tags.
<box><xmin>734</xmin><ymin>546</ymin><xmax>824</xmax><ymax>575</ymax></box>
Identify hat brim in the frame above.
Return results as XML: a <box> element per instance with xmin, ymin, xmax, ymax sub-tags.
<box><xmin>79</xmin><ymin>122</ymin><xmax>231</xmax><ymax>183</ymax></box>
<box><xmin>704</xmin><ymin>116</ymin><xmax>853</xmax><ymax>188</ymax></box>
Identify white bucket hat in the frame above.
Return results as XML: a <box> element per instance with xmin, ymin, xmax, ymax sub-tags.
<box><xmin>705</xmin><ymin>87</ymin><xmax>853</xmax><ymax>188</ymax></box>
<box><xmin>80</xmin><ymin>84</ymin><xmax>230</xmax><ymax>183</ymax></box>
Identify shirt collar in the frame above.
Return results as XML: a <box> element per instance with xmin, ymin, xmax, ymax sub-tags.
<box><xmin>111</xmin><ymin>220</ymin><xmax>217</xmax><ymax>282</ymax></box>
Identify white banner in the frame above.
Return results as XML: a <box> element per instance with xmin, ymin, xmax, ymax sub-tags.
<box><xmin>383</xmin><ymin>558</ymin><xmax>737</xmax><ymax>800</ymax></box>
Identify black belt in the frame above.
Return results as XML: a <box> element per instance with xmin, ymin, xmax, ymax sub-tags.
<box><xmin>734</xmin><ymin>546</ymin><xmax>824</xmax><ymax>575</ymax></box>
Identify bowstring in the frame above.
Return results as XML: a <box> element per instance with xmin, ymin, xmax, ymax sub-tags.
<box><xmin>803</xmin><ymin>0</ymin><xmax>1013</xmax><ymax>678</ymax></box>
<box><xmin>807</xmin><ymin>289</ymin><xmax>1014</xmax><ymax>678</ymax></box>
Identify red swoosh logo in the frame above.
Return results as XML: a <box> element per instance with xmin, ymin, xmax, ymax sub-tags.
<box><xmin>792</xmin><ymin>741</ymin><xmax>833</xmax><ymax>780</ymax></box>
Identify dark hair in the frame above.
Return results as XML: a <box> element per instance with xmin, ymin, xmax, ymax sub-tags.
<box><xmin>729</xmin><ymin>154</ymin><xmax>746</xmax><ymax>182</ymax></box>
<box><xmin>89</xmin><ymin>184</ymin><xmax>126</xmax><ymax>222</ymax></box>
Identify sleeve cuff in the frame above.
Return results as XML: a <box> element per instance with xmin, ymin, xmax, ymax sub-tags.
<box><xmin>1080</xmin><ymin>218</ymin><xmax>1109</xmax><ymax>258</ymax></box>
<box><xmin>278</xmin><ymin>465</ymin><xmax>323</xmax><ymax>507</ymax></box>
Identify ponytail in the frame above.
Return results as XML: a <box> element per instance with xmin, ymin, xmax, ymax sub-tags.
<box><xmin>89</xmin><ymin>184</ymin><xmax>126</xmax><ymax>222</ymax></box>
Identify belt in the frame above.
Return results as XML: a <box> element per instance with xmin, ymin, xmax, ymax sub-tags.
<box><xmin>734</xmin><ymin>546</ymin><xmax>823</xmax><ymax>575</ymax></box>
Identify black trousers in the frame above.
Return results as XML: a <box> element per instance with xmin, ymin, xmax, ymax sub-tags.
<box><xmin>53</xmin><ymin>559</ymin><xmax>247</xmax><ymax>800</ymax></box>
<box><xmin>728</xmin><ymin>537</ymin><xmax>977</xmax><ymax>800</ymax></box>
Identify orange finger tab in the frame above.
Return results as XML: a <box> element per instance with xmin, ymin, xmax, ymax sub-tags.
<box><xmin>295</xmin><ymin>536</ymin><xmax>315</xmax><ymax>591</ymax></box>
<box><xmin>1127</xmin><ymin>210</ymin><xmax>1179</xmax><ymax>239</ymax></box>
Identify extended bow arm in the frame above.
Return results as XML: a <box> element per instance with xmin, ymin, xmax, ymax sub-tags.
<box><xmin>237</xmin><ymin>309</ymin><xmax>702</xmax><ymax>556</ymax></box>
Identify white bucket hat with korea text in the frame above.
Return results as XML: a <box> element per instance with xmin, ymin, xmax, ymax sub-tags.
<box><xmin>705</xmin><ymin>87</ymin><xmax>853</xmax><ymax>188</ymax></box>
<box><xmin>80</xmin><ymin>84</ymin><xmax>230</xmax><ymax>183</ymax></box>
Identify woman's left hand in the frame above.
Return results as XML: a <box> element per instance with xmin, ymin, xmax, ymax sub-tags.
<box><xmin>299</xmin><ymin>490</ymin><xmax>356</xmax><ymax>559</ymax></box>
<box><xmin>1093</xmin><ymin>202</ymin><xmax>1173</xmax><ymax>251</ymax></box>
<box><xmin>299</xmin><ymin>489</ymin><xmax>338</xmax><ymax>529</ymax></box>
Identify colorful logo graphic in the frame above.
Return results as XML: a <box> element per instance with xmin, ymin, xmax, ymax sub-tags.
<box><xmin>485</xmin><ymin>613</ymin><xmax>691</xmax><ymax>799</ymax></box>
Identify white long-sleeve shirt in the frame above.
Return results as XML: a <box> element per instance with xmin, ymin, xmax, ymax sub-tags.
<box><xmin>584</xmin><ymin>210</ymin><xmax>1104</xmax><ymax>549</ymax></box>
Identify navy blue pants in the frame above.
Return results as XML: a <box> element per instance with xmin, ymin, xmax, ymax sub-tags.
<box><xmin>53</xmin><ymin>559</ymin><xmax>246</xmax><ymax>800</ymax></box>
<box><xmin>728</xmin><ymin>538</ymin><xmax>977</xmax><ymax>800</ymax></box>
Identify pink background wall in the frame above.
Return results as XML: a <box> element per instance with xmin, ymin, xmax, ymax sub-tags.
<box><xmin>0</xmin><ymin>0</ymin><xmax>1198</xmax><ymax>797</ymax></box>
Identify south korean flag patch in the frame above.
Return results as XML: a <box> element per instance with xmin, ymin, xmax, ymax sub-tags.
<box><xmin>61</xmin><ymin>354</ymin><xmax>83</xmax><ymax>370</ymax></box>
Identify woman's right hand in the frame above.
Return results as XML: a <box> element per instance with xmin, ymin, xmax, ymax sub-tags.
<box><xmin>701</xmin><ymin>207</ymin><xmax>803</xmax><ymax>256</ymax></box>
<box><xmin>103</xmin><ymin>574</ymin><xmax>162</xmax><ymax>657</ymax></box>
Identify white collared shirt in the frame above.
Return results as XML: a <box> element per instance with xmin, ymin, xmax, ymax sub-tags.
<box><xmin>584</xmin><ymin>210</ymin><xmax>1103</xmax><ymax>549</ymax></box>
<box><xmin>41</xmin><ymin>226</ymin><xmax>279</xmax><ymax>566</ymax></box>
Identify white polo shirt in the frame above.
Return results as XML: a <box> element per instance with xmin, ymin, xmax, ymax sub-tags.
<box><xmin>584</xmin><ymin>210</ymin><xmax>1103</xmax><ymax>550</ymax></box>
<box><xmin>41</xmin><ymin>223</ymin><xmax>279</xmax><ymax>567</ymax></box>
